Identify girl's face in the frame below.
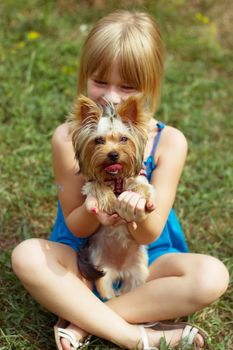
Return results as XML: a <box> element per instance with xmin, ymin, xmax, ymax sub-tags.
<box><xmin>87</xmin><ymin>63</ymin><xmax>138</xmax><ymax>106</ymax></box>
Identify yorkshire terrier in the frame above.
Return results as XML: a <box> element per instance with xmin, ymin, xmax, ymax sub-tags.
<box><xmin>68</xmin><ymin>94</ymin><xmax>155</xmax><ymax>300</ymax></box>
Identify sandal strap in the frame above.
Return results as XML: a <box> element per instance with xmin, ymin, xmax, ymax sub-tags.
<box><xmin>142</xmin><ymin>322</ymin><xmax>160</xmax><ymax>328</ymax></box>
<box><xmin>138</xmin><ymin>326</ymin><xmax>159</xmax><ymax>350</ymax></box>
<box><xmin>182</xmin><ymin>325</ymin><xmax>199</xmax><ymax>345</ymax></box>
<box><xmin>57</xmin><ymin>328</ymin><xmax>82</xmax><ymax>348</ymax></box>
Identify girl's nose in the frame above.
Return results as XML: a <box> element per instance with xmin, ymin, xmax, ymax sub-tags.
<box><xmin>103</xmin><ymin>89</ymin><xmax>121</xmax><ymax>105</ymax></box>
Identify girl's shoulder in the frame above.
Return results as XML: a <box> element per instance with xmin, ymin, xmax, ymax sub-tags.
<box><xmin>152</xmin><ymin>121</ymin><xmax>188</xmax><ymax>165</ymax></box>
<box><xmin>52</xmin><ymin>123</ymin><xmax>74</xmax><ymax>156</ymax></box>
<box><xmin>161</xmin><ymin>124</ymin><xmax>188</xmax><ymax>150</ymax></box>
<box><xmin>52</xmin><ymin>122</ymin><xmax>70</xmax><ymax>144</ymax></box>
<box><xmin>51</xmin><ymin>123</ymin><xmax>78</xmax><ymax>171</ymax></box>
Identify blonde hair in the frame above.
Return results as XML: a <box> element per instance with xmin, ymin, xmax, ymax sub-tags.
<box><xmin>78</xmin><ymin>10</ymin><xmax>164</xmax><ymax>114</ymax></box>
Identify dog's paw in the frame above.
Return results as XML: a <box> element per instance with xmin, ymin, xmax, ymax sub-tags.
<box><xmin>126</xmin><ymin>177</ymin><xmax>155</xmax><ymax>201</ymax></box>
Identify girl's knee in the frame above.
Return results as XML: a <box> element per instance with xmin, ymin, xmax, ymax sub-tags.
<box><xmin>190</xmin><ymin>255</ymin><xmax>229</xmax><ymax>306</ymax></box>
<box><xmin>12</xmin><ymin>238</ymin><xmax>46</xmax><ymax>282</ymax></box>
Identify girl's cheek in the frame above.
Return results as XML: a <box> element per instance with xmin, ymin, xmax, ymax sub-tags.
<box><xmin>87</xmin><ymin>88</ymin><xmax>95</xmax><ymax>99</ymax></box>
<box><xmin>87</xmin><ymin>86</ymin><xmax>102</xmax><ymax>100</ymax></box>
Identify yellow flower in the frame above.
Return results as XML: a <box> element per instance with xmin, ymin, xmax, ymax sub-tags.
<box><xmin>16</xmin><ymin>41</ymin><xmax>26</xmax><ymax>48</ymax></box>
<box><xmin>27</xmin><ymin>31</ymin><xmax>41</xmax><ymax>40</ymax></box>
<box><xmin>195</xmin><ymin>13</ymin><xmax>209</xmax><ymax>24</ymax></box>
<box><xmin>62</xmin><ymin>66</ymin><xmax>76</xmax><ymax>75</ymax></box>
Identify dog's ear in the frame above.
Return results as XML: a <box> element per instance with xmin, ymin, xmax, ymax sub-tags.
<box><xmin>72</xmin><ymin>95</ymin><xmax>102</xmax><ymax>122</ymax></box>
<box><xmin>116</xmin><ymin>94</ymin><xmax>145</xmax><ymax>124</ymax></box>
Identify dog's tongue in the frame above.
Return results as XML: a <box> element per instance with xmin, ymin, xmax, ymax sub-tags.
<box><xmin>104</xmin><ymin>163</ymin><xmax>122</xmax><ymax>174</ymax></box>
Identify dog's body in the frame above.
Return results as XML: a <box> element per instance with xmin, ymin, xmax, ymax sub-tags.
<box><xmin>69</xmin><ymin>95</ymin><xmax>155</xmax><ymax>299</ymax></box>
<box><xmin>82</xmin><ymin>176</ymin><xmax>152</xmax><ymax>299</ymax></box>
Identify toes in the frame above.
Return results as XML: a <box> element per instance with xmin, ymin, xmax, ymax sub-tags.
<box><xmin>195</xmin><ymin>333</ymin><xmax>205</xmax><ymax>348</ymax></box>
<box><xmin>60</xmin><ymin>338</ymin><xmax>72</xmax><ymax>350</ymax></box>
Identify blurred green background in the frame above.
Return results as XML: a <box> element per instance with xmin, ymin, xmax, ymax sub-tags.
<box><xmin>0</xmin><ymin>1</ymin><xmax>232</xmax><ymax>349</ymax></box>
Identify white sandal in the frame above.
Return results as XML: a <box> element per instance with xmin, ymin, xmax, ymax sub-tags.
<box><xmin>139</xmin><ymin>322</ymin><xmax>209</xmax><ymax>349</ymax></box>
<box><xmin>54</xmin><ymin>318</ymin><xmax>91</xmax><ymax>350</ymax></box>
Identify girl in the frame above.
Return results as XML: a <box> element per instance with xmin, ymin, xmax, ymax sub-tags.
<box><xmin>11</xmin><ymin>10</ymin><xmax>229</xmax><ymax>350</ymax></box>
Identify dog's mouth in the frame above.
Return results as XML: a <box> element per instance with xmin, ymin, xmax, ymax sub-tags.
<box><xmin>104</xmin><ymin>163</ymin><xmax>123</xmax><ymax>175</ymax></box>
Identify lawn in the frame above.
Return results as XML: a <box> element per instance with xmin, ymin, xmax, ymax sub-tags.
<box><xmin>0</xmin><ymin>0</ymin><xmax>232</xmax><ymax>349</ymax></box>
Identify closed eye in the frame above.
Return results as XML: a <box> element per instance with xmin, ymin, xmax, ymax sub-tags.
<box><xmin>120</xmin><ymin>85</ymin><xmax>135</xmax><ymax>90</ymax></box>
<box><xmin>94</xmin><ymin>79</ymin><xmax>107</xmax><ymax>85</ymax></box>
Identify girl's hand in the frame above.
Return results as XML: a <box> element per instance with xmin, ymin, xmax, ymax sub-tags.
<box><xmin>115</xmin><ymin>191</ymin><xmax>155</xmax><ymax>223</ymax></box>
<box><xmin>85</xmin><ymin>194</ymin><xmax>137</xmax><ymax>229</ymax></box>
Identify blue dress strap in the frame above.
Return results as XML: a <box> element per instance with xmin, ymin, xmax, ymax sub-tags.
<box><xmin>150</xmin><ymin>121</ymin><xmax>165</xmax><ymax>156</ymax></box>
<box><xmin>144</xmin><ymin>122</ymin><xmax>165</xmax><ymax>180</ymax></box>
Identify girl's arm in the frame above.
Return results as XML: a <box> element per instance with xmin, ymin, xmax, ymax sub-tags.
<box><xmin>118</xmin><ymin>126</ymin><xmax>188</xmax><ymax>245</ymax></box>
<box><xmin>52</xmin><ymin>123</ymin><xmax>100</xmax><ymax>237</ymax></box>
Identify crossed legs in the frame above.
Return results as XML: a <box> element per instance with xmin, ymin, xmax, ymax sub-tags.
<box><xmin>11</xmin><ymin>238</ymin><xmax>229</xmax><ymax>349</ymax></box>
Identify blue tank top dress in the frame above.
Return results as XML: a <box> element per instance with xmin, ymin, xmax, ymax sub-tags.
<box><xmin>50</xmin><ymin>122</ymin><xmax>189</xmax><ymax>266</ymax></box>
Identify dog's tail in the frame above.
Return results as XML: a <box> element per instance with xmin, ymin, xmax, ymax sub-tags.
<box><xmin>77</xmin><ymin>244</ymin><xmax>105</xmax><ymax>281</ymax></box>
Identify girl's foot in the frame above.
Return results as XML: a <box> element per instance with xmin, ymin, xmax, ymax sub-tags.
<box><xmin>143</xmin><ymin>323</ymin><xmax>205</xmax><ymax>349</ymax></box>
<box><xmin>54</xmin><ymin>319</ymin><xmax>89</xmax><ymax>350</ymax></box>
<box><xmin>60</xmin><ymin>323</ymin><xmax>88</xmax><ymax>350</ymax></box>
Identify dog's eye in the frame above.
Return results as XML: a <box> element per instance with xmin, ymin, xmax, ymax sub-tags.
<box><xmin>120</xmin><ymin>136</ymin><xmax>128</xmax><ymax>143</ymax></box>
<box><xmin>95</xmin><ymin>137</ymin><xmax>105</xmax><ymax>145</ymax></box>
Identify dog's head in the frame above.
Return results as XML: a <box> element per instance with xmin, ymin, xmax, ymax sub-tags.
<box><xmin>68</xmin><ymin>94</ymin><xmax>150</xmax><ymax>182</ymax></box>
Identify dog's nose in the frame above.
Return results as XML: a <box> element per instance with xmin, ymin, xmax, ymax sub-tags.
<box><xmin>108</xmin><ymin>151</ymin><xmax>119</xmax><ymax>162</ymax></box>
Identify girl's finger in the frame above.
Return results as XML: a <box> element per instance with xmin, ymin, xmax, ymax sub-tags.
<box><xmin>113</xmin><ymin>218</ymin><xmax>127</xmax><ymax>226</ymax></box>
<box><xmin>135</xmin><ymin>197</ymin><xmax>147</xmax><ymax>221</ymax></box>
<box><xmin>117</xmin><ymin>191</ymin><xmax>132</xmax><ymax>204</ymax></box>
<box><xmin>111</xmin><ymin>213</ymin><xmax>119</xmax><ymax>220</ymax></box>
<box><xmin>116</xmin><ymin>191</ymin><xmax>133</xmax><ymax>214</ymax></box>
<box><xmin>117</xmin><ymin>192</ymin><xmax>139</xmax><ymax>221</ymax></box>
<box><xmin>126</xmin><ymin>193</ymin><xmax>142</xmax><ymax>217</ymax></box>
<box><xmin>85</xmin><ymin>195</ymin><xmax>98</xmax><ymax>213</ymax></box>
<box><xmin>127</xmin><ymin>221</ymin><xmax>137</xmax><ymax>231</ymax></box>
<box><xmin>146</xmin><ymin>200</ymin><xmax>155</xmax><ymax>212</ymax></box>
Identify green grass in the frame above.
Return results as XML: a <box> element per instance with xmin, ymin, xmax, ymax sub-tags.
<box><xmin>0</xmin><ymin>0</ymin><xmax>232</xmax><ymax>349</ymax></box>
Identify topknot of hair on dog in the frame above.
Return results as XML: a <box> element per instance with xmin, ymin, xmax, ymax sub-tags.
<box><xmin>102</xmin><ymin>100</ymin><xmax>118</xmax><ymax>121</ymax></box>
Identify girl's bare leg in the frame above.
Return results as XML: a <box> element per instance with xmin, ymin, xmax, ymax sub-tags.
<box><xmin>106</xmin><ymin>252</ymin><xmax>229</xmax><ymax>349</ymax></box>
<box><xmin>11</xmin><ymin>239</ymin><xmax>145</xmax><ymax>349</ymax></box>
<box><xmin>62</xmin><ymin>249</ymin><xmax>229</xmax><ymax>349</ymax></box>
<box><xmin>108</xmin><ymin>252</ymin><xmax>229</xmax><ymax>322</ymax></box>
<box><xmin>12</xmin><ymin>239</ymin><xmax>229</xmax><ymax>349</ymax></box>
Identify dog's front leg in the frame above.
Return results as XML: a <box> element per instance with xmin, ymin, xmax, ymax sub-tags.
<box><xmin>82</xmin><ymin>181</ymin><xmax>117</xmax><ymax>213</ymax></box>
<box><xmin>125</xmin><ymin>176</ymin><xmax>156</xmax><ymax>204</ymax></box>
